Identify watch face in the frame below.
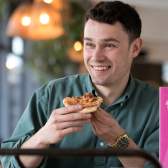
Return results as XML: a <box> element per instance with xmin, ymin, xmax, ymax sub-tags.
<box><xmin>109</xmin><ymin>134</ymin><xmax>129</xmax><ymax>151</ymax></box>
<box><xmin>118</xmin><ymin>135</ymin><xmax>129</xmax><ymax>149</ymax></box>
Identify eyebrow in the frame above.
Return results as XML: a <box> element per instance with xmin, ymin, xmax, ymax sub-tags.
<box><xmin>83</xmin><ymin>37</ymin><xmax>120</xmax><ymax>43</ymax></box>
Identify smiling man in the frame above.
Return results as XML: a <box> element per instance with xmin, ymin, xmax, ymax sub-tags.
<box><xmin>83</xmin><ymin>20</ymin><xmax>142</xmax><ymax>104</ymax></box>
<box><xmin>1</xmin><ymin>1</ymin><xmax>159</xmax><ymax>168</ymax></box>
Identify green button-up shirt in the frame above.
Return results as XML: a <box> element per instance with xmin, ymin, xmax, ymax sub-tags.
<box><xmin>1</xmin><ymin>74</ymin><xmax>159</xmax><ymax>168</ymax></box>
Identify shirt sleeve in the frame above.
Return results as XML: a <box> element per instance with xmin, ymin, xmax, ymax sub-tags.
<box><xmin>144</xmin><ymin>128</ymin><xmax>159</xmax><ymax>168</ymax></box>
<box><xmin>0</xmin><ymin>84</ymin><xmax>49</xmax><ymax>168</ymax></box>
<box><xmin>143</xmin><ymin>95</ymin><xmax>159</xmax><ymax>168</ymax></box>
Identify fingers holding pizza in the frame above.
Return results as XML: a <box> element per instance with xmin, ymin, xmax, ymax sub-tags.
<box><xmin>38</xmin><ymin>104</ymin><xmax>92</xmax><ymax>145</ymax></box>
<box><xmin>38</xmin><ymin>93</ymin><xmax>103</xmax><ymax>145</ymax></box>
<box><xmin>63</xmin><ymin>92</ymin><xmax>103</xmax><ymax>113</ymax></box>
<box><xmin>62</xmin><ymin>93</ymin><xmax>125</xmax><ymax>146</ymax></box>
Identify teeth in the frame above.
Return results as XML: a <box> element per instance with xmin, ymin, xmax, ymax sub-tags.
<box><xmin>92</xmin><ymin>66</ymin><xmax>110</xmax><ymax>71</ymax></box>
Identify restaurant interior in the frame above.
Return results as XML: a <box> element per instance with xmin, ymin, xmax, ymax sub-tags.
<box><xmin>0</xmin><ymin>0</ymin><xmax>168</xmax><ymax>167</ymax></box>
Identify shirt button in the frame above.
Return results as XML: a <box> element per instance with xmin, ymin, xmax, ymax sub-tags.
<box><xmin>100</xmin><ymin>142</ymin><xmax>104</xmax><ymax>147</ymax></box>
<box><xmin>120</xmin><ymin>102</ymin><xmax>124</xmax><ymax>106</ymax></box>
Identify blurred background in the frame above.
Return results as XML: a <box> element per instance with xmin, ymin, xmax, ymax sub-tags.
<box><xmin>0</xmin><ymin>0</ymin><xmax>168</xmax><ymax>142</ymax></box>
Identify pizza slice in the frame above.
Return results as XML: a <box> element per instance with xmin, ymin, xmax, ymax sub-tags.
<box><xmin>63</xmin><ymin>92</ymin><xmax>103</xmax><ymax>113</ymax></box>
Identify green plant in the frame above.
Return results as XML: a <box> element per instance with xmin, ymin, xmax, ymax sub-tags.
<box><xmin>28</xmin><ymin>0</ymin><xmax>90</xmax><ymax>82</ymax></box>
<box><xmin>0</xmin><ymin>0</ymin><xmax>5</xmax><ymax>19</ymax></box>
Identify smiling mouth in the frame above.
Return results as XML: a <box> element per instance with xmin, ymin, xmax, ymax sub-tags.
<box><xmin>91</xmin><ymin>65</ymin><xmax>111</xmax><ymax>71</ymax></box>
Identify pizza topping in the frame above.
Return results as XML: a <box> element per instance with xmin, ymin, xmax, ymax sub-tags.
<box><xmin>63</xmin><ymin>92</ymin><xmax>103</xmax><ymax>108</ymax></box>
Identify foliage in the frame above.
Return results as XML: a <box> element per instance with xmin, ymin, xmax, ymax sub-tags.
<box><xmin>29</xmin><ymin>36</ymin><xmax>77</xmax><ymax>82</ymax></box>
<box><xmin>28</xmin><ymin>1</ymin><xmax>90</xmax><ymax>82</ymax></box>
<box><xmin>0</xmin><ymin>0</ymin><xmax>5</xmax><ymax>19</ymax></box>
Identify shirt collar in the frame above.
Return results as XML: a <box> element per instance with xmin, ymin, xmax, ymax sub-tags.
<box><xmin>85</xmin><ymin>74</ymin><xmax>95</xmax><ymax>93</ymax></box>
<box><xmin>84</xmin><ymin>74</ymin><xmax>135</xmax><ymax>105</ymax></box>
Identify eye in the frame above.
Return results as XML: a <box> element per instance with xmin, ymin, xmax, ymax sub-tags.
<box><xmin>84</xmin><ymin>42</ymin><xmax>95</xmax><ymax>49</ymax></box>
<box><xmin>104</xmin><ymin>43</ymin><xmax>117</xmax><ymax>48</ymax></box>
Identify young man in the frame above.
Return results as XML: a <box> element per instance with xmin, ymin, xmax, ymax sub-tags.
<box><xmin>1</xmin><ymin>1</ymin><xmax>158</xmax><ymax>167</ymax></box>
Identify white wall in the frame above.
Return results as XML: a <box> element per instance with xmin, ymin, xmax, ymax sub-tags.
<box><xmin>138</xmin><ymin>6</ymin><xmax>168</xmax><ymax>63</ymax></box>
<box><xmin>94</xmin><ymin>0</ymin><xmax>168</xmax><ymax>62</ymax></box>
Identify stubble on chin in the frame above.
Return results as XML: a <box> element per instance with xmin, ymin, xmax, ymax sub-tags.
<box><xmin>90</xmin><ymin>75</ymin><xmax>109</xmax><ymax>86</ymax></box>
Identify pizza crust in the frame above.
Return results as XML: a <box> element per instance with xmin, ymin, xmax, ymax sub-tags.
<box><xmin>79</xmin><ymin>106</ymin><xmax>99</xmax><ymax>113</ymax></box>
<box><xmin>63</xmin><ymin>93</ymin><xmax>103</xmax><ymax>113</ymax></box>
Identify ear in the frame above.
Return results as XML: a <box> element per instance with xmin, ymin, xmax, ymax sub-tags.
<box><xmin>130</xmin><ymin>38</ymin><xmax>142</xmax><ymax>58</ymax></box>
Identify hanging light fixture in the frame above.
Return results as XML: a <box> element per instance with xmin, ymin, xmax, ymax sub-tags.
<box><xmin>6</xmin><ymin>2</ymin><xmax>32</xmax><ymax>39</ymax></box>
<box><xmin>6</xmin><ymin>1</ymin><xmax>64</xmax><ymax>40</ymax></box>
<box><xmin>35</xmin><ymin>0</ymin><xmax>63</xmax><ymax>10</ymax></box>
<box><xmin>28</xmin><ymin>2</ymin><xmax>64</xmax><ymax>40</ymax></box>
<box><xmin>68</xmin><ymin>41</ymin><xmax>83</xmax><ymax>63</ymax></box>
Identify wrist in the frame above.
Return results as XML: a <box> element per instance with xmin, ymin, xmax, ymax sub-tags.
<box><xmin>34</xmin><ymin>129</ymin><xmax>50</xmax><ymax>148</ymax></box>
<box><xmin>22</xmin><ymin>131</ymin><xmax>49</xmax><ymax>149</ymax></box>
<box><xmin>108</xmin><ymin>133</ymin><xmax>130</xmax><ymax>151</ymax></box>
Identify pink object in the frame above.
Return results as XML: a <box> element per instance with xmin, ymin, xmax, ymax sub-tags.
<box><xmin>160</xmin><ymin>87</ymin><xmax>168</xmax><ymax>168</ymax></box>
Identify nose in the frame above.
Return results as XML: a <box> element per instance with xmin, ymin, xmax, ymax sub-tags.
<box><xmin>92</xmin><ymin>46</ymin><xmax>105</xmax><ymax>61</ymax></box>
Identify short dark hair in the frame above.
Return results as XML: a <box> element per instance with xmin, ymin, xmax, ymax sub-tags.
<box><xmin>85</xmin><ymin>1</ymin><xmax>142</xmax><ymax>42</ymax></box>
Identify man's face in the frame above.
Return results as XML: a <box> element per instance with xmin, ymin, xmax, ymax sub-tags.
<box><xmin>83</xmin><ymin>19</ymin><xmax>141</xmax><ymax>86</ymax></box>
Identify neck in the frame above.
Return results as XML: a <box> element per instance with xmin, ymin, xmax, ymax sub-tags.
<box><xmin>94</xmin><ymin>74</ymin><xmax>130</xmax><ymax>105</ymax></box>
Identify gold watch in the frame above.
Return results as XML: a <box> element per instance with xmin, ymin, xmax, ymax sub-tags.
<box><xmin>108</xmin><ymin>133</ymin><xmax>129</xmax><ymax>150</ymax></box>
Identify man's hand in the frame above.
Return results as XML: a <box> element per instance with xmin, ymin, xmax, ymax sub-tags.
<box><xmin>19</xmin><ymin>105</ymin><xmax>91</xmax><ymax>168</ymax></box>
<box><xmin>38</xmin><ymin>105</ymin><xmax>91</xmax><ymax>145</ymax></box>
<box><xmin>91</xmin><ymin>108</ymin><xmax>125</xmax><ymax>145</ymax></box>
<box><xmin>91</xmin><ymin>108</ymin><xmax>146</xmax><ymax>167</ymax></box>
